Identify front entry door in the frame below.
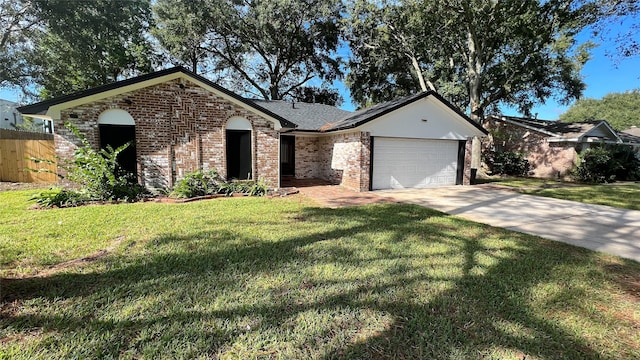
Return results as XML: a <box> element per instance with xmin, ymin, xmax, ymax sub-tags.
<box><xmin>226</xmin><ymin>130</ymin><xmax>252</xmax><ymax>180</ymax></box>
<box><xmin>280</xmin><ymin>135</ymin><xmax>295</xmax><ymax>176</ymax></box>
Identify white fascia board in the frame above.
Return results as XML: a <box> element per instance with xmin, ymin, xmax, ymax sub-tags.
<box><xmin>547</xmin><ymin>137</ymin><xmax>579</xmax><ymax>143</ymax></box>
<box><xmin>497</xmin><ymin>116</ymin><xmax>558</xmax><ymax>137</ymax></box>
<box><xmin>45</xmin><ymin>73</ymin><xmax>284</xmax><ymax>130</ymax></box>
<box><xmin>585</xmin><ymin>122</ymin><xmax>622</xmax><ymax>143</ymax></box>
<box><xmin>21</xmin><ymin>114</ymin><xmax>54</xmax><ymax>121</ymax></box>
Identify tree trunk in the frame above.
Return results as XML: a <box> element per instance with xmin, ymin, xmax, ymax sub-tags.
<box><xmin>191</xmin><ymin>50</ymin><xmax>198</xmax><ymax>74</ymax></box>
<box><xmin>409</xmin><ymin>54</ymin><xmax>436</xmax><ymax>92</ymax></box>
<box><xmin>466</xmin><ymin>30</ymin><xmax>484</xmax><ymax>122</ymax></box>
<box><xmin>465</xmin><ymin>29</ymin><xmax>484</xmax><ymax>171</ymax></box>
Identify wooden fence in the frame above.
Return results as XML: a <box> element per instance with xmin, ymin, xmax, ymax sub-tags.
<box><xmin>0</xmin><ymin>128</ymin><xmax>57</xmax><ymax>183</ymax></box>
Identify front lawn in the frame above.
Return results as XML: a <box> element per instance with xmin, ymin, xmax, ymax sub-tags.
<box><xmin>1</xmin><ymin>190</ymin><xmax>639</xmax><ymax>359</ymax></box>
<box><xmin>480</xmin><ymin>177</ymin><xmax>640</xmax><ymax>210</ymax></box>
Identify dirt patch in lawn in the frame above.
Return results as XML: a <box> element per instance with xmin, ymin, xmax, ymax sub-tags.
<box><xmin>2</xmin><ymin>236</ymin><xmax>126</xmax><ymax>281</ymax></box>
<box><xmin>0</xmin><ymin>182</ymin><xmax>51</xmax><ymax>192</ymax></box>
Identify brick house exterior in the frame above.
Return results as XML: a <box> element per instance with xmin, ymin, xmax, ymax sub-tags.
<box><xmin>18</xmin><ymin>67</ymin><xmax>486</xmax><ymax>192</ymax></box>
<box><xmin>484</xmin><ymin>115</ymin><xmax>633</xmax><ymax>179</ymax></box>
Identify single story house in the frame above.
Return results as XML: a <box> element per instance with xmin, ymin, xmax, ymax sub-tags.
<box><xmin>619</xmin><ymin>126</ymin><xmax>640</xmax><ymax>158</ymax></box>
<box><xmin>483</xmin><ymin>115</ymin><xmax>639</xmax><ymax>178</ymax></box>
<box><xmin>17</xmin><ymin>67</ymin><xmax>487</xmax><ymax>191</ymax></box>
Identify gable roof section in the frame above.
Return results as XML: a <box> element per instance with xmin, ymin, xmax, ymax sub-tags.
<box><xmin>619</xmin><ymin>130</ymin><xmax>640</xmax><ymax>145</ymax></box>
<box><xmin>319</xmin><ymin>91</ymin><xmax>487</xmax><ymax>134</ymax></box>
<box><xmin>17</xmin><ymin>66</ymin><xmax>296</xmax><ymax>129</ymax></box>
<box><xmin>251</xmin><ymin>99</ymin><xmax>351</xmax><ymax>131</ymax></box>
<box><xmin>489</xmin><ymin>115</ymin><xmax>622</xmax><ymax>143</ymax></box>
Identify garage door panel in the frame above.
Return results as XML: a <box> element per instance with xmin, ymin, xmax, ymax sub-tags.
<box><xmin>372</xmin><ymin>137</ymin><xmax>458</xmax><ymax>189</ymax></box>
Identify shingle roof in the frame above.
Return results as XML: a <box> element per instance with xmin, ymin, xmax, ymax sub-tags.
<box><xmin>250</xmin><ymin>99</ymin><xmax>352</xmax><ymax>131</ymax></box>
<box><xmin>17</xmin><ymin>66</ymin><xmax>296</xmax><ymax>128</ymax></box>
<box><xmin>17</xmin><ymin>66</ymin><xmax>486</xmax><ymax>135</ymax></box>
<box><xmin>494</xmin><ymin>115</ymin><xmax>611</xmax><ymax>139</ymax></box>
<box><xmin>320</xmin><ymin>91</ymin><xmax>487</xmax><ymax>134</ymax></box>
<box><xmin>622</xmin><ymin>126</ymin><xmax>640</xmax><ymax>137</ymax></box>
<box><xmin>619</xmin><ymin>129</ymin><xmax>640</xmax><ymax>144</ymax></box>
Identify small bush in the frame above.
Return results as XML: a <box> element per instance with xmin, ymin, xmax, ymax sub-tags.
<box><xmin>30</xmin><ymin>123</ymin><xmax>148</xmax><ymax>207</ymax></box>
<box><xmin>170</xmin><ymin>169</ymin><xmax>225</xmax><ymax>198</ymax></box>
<box><xmin>62</xmin><ymin>124</ymin><xmax>146</xmax><ymax>201</ymax></box>
<box><xmin>171</xmin><ymin>170</ymin><xmax>268</xmax><ymax>198</ymax></box>
<box><xmin>485</xmin><ymin>151</ymin><xmax>530</xmax><ymax>176</ymax></box>
<box><xmin>574</xmin><ymin>145</ymin><xmax>640</xmax><ymax>183</ymax></box>
<box><xmin>219</xmin><ymin>179</ymin><xmax>268</xmax><ymax>196</ymax></box>
<box><xmin>31</xmin><ymin>188</ymin><xmax>90</xmax><ymax>208</ymax></box>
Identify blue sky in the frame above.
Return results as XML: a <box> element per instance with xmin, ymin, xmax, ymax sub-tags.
<box><xmin>3</xmin><ymin>20</ymin><xmax>638</xmax><ymax>120</ymax></box>
<box><xmin>501</xmin><ymin>31</ymin><xmax>640</xmax><ymax>120</ymax></box>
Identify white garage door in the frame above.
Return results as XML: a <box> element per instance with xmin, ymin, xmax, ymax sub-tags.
<box><xmin>372</xmin><ymin>137</ymin><xmax>459</xmax><ymax>190</ymax></box>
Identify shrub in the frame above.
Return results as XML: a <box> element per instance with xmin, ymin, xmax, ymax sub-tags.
<box><xmin>170</xmin><ymin>169</ymin><xmax>225</xmax><ymax>198</ymax></box>
<box><xmin>219</xmin><ymin>179</ymin><xmax>268</xmax><ymax>196</ymax></box>
<box><xmin>171</xmin><ymin>170</ymin><xmax>268</xmax><ymax>198</ymax></box>
<box><xmin>574</xmin><ymin>145</ymin><xmax>640</xmax><ymax>183</ymax></box>
<box><xmin>485</xmin><ymin>151</ymin><xmax>530</xmax><ymax>176</ymax></box>
<box><xmin>31</xmin><ymin>123</ymin><xmax>148</xmax><ymax>207</ymax></box>
<box><xmin>31</xmin><ymin>188</ymin><xmax>90</xmax><ymax>208</ymax></box>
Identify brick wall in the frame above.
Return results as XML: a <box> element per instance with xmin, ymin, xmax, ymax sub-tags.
<box><xmin>483</xmin><ymin>118</ymin><xmax>577</xmax><ymax>178</ymax></box>
<box><xmin>294</xmin><ymin>135</ymin><xmax>320</xmax><ymax>179</ymax></box>
<box><xmin>316</xmin><ymin>131</ymin><xmax>370</xmax><ymax>191</ymax></box>
<box><xmin>54</xmin><ymin>78</ymin><xmax>280</xmax><ymax>191</ymax></box>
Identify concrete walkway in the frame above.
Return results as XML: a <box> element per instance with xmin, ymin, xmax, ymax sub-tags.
<box><xmin>374</xmin><ymin>186</ymin><xmax>640</xmax><ymax>263</ymax></box>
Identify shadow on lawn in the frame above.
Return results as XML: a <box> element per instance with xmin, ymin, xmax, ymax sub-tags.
<box><xmin>1</xmin><ymin>204</ymin><xmax>626</xmax><ymax>358</ymax></box>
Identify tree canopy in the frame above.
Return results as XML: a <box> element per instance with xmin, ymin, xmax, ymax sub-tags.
<box><xmin>153</xmin><ymin>0</ymin><xmax>344</xmax><ymax>101</ymax></box>
<box><xmin>1</xmin><ymin>0</ymin><xmax>637</xmax><ymax>112</ymax></box>
<box><xmin>32</xmin><ymin>0</ymin><xmax>156</xmax><ymax>99</ymax></box>
<box><xmin>0</xmin><ymin>0</ymin><xmax>39</xmax><ymax>90</ymax></box>
<box><xmin>347</xmin><ymin>0</ymin><xmax>594</xmax><ymax>120</ymax></box>
<box><xmin>559</xmin><ymin>90</ymin><xmax>640</xmax><ymax>131</ymax></box>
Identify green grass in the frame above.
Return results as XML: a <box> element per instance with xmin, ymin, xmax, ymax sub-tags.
<box><xmin>479</xmin><ymin>177</ymin><xmax>640</xmax><ymax>210</ymax></box>
<box><xmin>2</xmin><ymin>190</ymin><xmax>640</xmax><ymax>359</ymax></box>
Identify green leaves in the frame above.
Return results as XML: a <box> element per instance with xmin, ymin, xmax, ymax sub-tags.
<box><xmin>153</xmin><ymin>0</ymin><xmax>344</xmax><ymax>100</ymax></box>
<box><xmin>559</xmin><ymin>90</ymin><xmax>640</xmax><ymax>131</ymax></box>
<box><xmin>28</xmin><ymin>0</ymin><xmax>156</xmax><ymax>98</ymax></box>
<box><xmin>347</xmin><ymin>0</ymin><xmax>594</xmax><ymax>119</ymax></box>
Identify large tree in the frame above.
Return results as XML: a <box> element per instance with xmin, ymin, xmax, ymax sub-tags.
<box><xmin>152</xmin><ymin>0</ymin><xmax>211</xmax><ymax>74</ymax></box>
<box><xmin>153</xmin><ymin>0</ymin><xmax>344</xmax><ymax>101</ymax></box>
<box><xmin>31</xmin><ymin>0</ymin><xmax>156</xmax><ymax>99</ymax></box>
<box><xmin>347</xmin><ymin>0</ymin><xmax>594</xmax><ymax>120</ymax></box>
<box><xmin>0</xmin><ymin>0</ymin><xmax>39</xmax><ymax>90</ymax></box>
<box><xmin>559</xmin><ymin>90</ymin><xmax>640</xmax><ymax>131</ymax></box>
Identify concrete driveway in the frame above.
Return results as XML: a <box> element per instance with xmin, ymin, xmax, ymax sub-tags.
<box><xmin>375</xmin><ymin>186</ymin><xmax>640</xmax><ymax>263</ymax></box>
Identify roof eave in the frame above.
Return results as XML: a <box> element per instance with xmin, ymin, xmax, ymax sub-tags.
<box><xmin>16</xmin><ymin>66</ymin><xmax>297</xmax><ymax>130</ymax></box>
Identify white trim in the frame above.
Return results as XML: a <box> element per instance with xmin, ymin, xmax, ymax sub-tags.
<box><xmin>98</xmin><ymin>109</ymin><xmax>135</xmax><ymax>125</ymax></box>
<box><xmin>44</xmin><ymin>72</ymin><xmax>283</xmax><ymax>130</ymax></box>
<box><xmin>580</xmin><ymin>121</ymin><xmax>622</xmax><ymax>143</ymax></box>
<box><xmin>226</xmin><ymin>116</ymin><xmax>252</xmax><ymax>130</ymax></box>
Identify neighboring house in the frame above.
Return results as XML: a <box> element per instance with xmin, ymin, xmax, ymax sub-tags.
<box><xmin>1</xmin><ymin>98</ymin><xmax>52</xmax><ymax>133</ymax></box>
<box><xmin>484</xmin><ymin>115</ymin><xmax>637</xmax><ymax>178</ymax></box>
<box><xmin>0</xmin><ymin>99</ymin><xmax>23</xmax><ymax>130</ymax></box>
<box><xmin>620</xmin><ymin>126</ymin><xmax>640</xmax><ymax>158</ymax></box>
<box><xmin>18</xmin><ymin>67</ymin><xmax>487</xmax><ymax>192</ymax></box>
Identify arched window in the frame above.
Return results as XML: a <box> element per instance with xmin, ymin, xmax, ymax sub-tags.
<box><xmin>98</xmin><ymin>108</ymin><xmax>135</xmax><ymax>125</ymax></box>
<box><xmin>98</xmin><ymin>109</ymin><xmax>137</xmax><ymax>178</ymax></box>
